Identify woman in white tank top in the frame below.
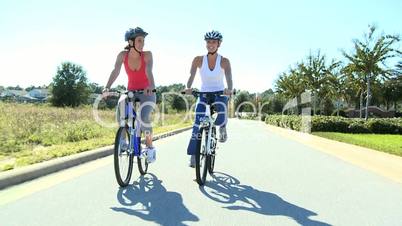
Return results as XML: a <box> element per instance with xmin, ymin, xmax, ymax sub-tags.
<box><xmin>184</xmin><ymin>30</ymin><xmax>234</xmax><ymax>167</ymax></box>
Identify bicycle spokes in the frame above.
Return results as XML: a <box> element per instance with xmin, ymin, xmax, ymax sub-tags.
<box><xmin>119</xmin><ymin>138</ymin><xmax>129</xmax><ymax>153</ymax></box>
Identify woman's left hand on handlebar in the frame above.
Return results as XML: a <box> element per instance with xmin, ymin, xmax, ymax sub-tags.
<box><xmin>224</xmin><ymin>88</ymin><xmax>233</xmax><ymax>96</ymax></box>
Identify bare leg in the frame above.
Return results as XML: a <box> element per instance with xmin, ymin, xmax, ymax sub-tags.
<box><xmin>145</xmin><ymin>132</ymin><xmax>153</xmax><ymax>148</ymax></box>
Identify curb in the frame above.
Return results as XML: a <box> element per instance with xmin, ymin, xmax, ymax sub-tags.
<box><xmin>0</xmin><ymin>126</ymin><xmax>192</xmax><ymax>190</ymax></box>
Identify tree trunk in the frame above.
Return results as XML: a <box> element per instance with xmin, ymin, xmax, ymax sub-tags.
<box><xmin>337</xmin><ymin>99</ymin><xmax>340</xmax><ymax>116</ymax></box>
<box><xmin>296</xmin><ymin>96</ymin><xmax>301</xmax><ymax>116</ymax></box>
<box><xmin>359</xmin><ymin>92</ymin><xmax>363</xmax><ymax>118</ymax></box>
<box><xmin>313</xmin><ymin>95</ymin><xmax>315</xmax><ymax>115</ymax></box>
<box><xmin>365</xmin><ymin>73</ymin><xmax>371</xmax><ymax>121</ymax></box>
<box><xmin>313</xmin><ymin>92</ymin><xmax>317</xmax><ymax>115</ymax></box>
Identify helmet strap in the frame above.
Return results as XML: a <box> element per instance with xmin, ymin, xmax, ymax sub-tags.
<box><xmin>133</xmin><ymin>46</ymin><xmax>142</xmax><ymax>56</ymax></box>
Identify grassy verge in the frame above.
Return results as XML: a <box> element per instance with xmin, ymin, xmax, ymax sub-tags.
<box><xmin>312</xmin><ymin>132</ymin><xmax>402</xmax><ymax>157</ymax></box>
<box><xmin>0</xmin><ymin>103</ymin><xmax>192</xmax><ymax>171</ymax></box>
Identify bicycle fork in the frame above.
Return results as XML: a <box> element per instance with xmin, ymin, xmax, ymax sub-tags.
<box><xmin>201</xmin><ymin>105</ymin><xmax>216</xmax><ymax>156</ymax></box>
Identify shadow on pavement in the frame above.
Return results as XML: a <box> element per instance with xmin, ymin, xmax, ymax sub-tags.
<box><xmin>111</xmin><ymin>173</ymin><xmax>199</xmax><ymax>226</ymax></box>
<box><xmin>200</xmin><ymin>172</ymin><xmax>332</xmax><ymax>226</ymax></box>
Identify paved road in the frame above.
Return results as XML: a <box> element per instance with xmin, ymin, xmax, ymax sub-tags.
<box><xmin>1</xmin><ymin>119</ymin><xmax>402</xmax><ymax>226</ymax></box>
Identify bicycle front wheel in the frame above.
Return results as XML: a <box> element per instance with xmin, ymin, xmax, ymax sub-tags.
<box><xmin>208</xmin><ymin>126</ymin><xmax>217</xmax><ymax>175</ymax></box>
<box><xmin>196</xmin><ymin>127</ymin><xmax>210</xmax><ymax>186</ymax></box>
<box><xmin>114</xmin><ymin>127</ymin><xmax>134</xmax><ymax>187</ymax></box>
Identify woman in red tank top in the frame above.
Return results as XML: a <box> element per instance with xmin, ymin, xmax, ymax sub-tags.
<box><xmin>103</xmin><ymin>27</ymin><xmax>157</xmax><ymax>163</ymax></box>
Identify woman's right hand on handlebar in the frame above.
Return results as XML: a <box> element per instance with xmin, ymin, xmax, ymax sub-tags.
<box><xmin>182</xmin><ymin>88</ymin><xmax>193</xmax><ymax>95</ymax></box>
<box><xmin>102</xmin><ymin>88</ymin><xmax>110</xmax><ymax>98</ymax></box>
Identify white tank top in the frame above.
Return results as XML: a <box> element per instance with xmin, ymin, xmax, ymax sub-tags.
<box><xmin>200</xmin><ymin>54</ymin><xmax>225</xmax><ymax>92</ymax></box>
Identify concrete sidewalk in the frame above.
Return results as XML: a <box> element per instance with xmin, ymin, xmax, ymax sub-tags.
<box><xmin>264</xmin><ymin>123</ymin><xmax>402</xmax><ymax>184</ymax></box>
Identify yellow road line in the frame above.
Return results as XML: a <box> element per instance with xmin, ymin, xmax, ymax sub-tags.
<box><xmin>0</xmin><ymin>156</ymin><xmax>112</xmax><ymax>206</ymax></box>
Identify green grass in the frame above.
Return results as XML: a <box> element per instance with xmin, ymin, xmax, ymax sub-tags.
<box><xmin>312</xmin><ymin>132</ymin><xmax>402</xmax><ymax>157</ymax></box>
<box><xmin>0</xmin><ymin>102</ymin><xmax>192</xmax><ymax>171</ymax></box>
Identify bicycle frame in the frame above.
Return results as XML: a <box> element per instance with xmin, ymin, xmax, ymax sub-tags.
<box><xmin>115</xmin><ymin>89</ymin><xmax>156</xmax><ymax>158</ymax></box>
<box><xmin>120</xmin><ymin>93</ymin><xmax>142</xmax><ymax>157</ymax></box>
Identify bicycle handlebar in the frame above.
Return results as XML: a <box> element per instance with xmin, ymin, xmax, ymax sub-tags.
<box><xmin>114</xmin><ymin>89</ymin><xmax>157</xmax><ymax>95</ymax></box>
<box><xmin>180</xmin><ymin>90</ymin><xmax>236</xmax><ymax>97</ymax></box>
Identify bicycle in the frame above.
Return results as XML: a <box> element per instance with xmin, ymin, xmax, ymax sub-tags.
<box><xmin>113</xmin><ymin>89</ymin><xmax>156</xmax><ymax>187</ymax></box>
<box><xmin>183</xmin><ymin>90</ymin><xmax>234</xmax><ymax>186</ymax></box>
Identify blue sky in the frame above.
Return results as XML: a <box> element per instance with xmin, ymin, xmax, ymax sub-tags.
<box><xmin>0</xmin><ymin>0</ymin><xmax>401</xmax><ymax>92</ymax></box>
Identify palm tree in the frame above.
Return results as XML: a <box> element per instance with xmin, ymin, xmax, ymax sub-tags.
<box><xmin>234</xmin><ymin>91</ymin><xmax>253</xmax><ymax>113</ymax></box>
<box><xmin>275</xmin><ymin>66</ymin><xmax>306</xmax><ymax>115</ymax></box>
<box><xmin>321</xmin><ymin>62</ymin><xmax>342</xmax><ymax>116</ymax></box>
<box><xmin>383</xmin><ymin>62</ymin><xmax>402</xmax><ymax>111</ymax></box>
<box><xmin>341</xmin><ymin>67</ymin><xmax>368</xmax><ymax>118</ymax></box>
<box><xmin>300</xmin><ymin>51</ymin><xmax>325</xmax><ymax>115</ymax></box>
<box><xmin>396</xmin><ymin>61</ymin><xmax>402</xmax><ymax>111</ymax></box>
<box><xmin>343</xmin><ymin>25</ymin><xmax>400</xmax><ymax>120</ymax></box>
<box><xmin>300</xmin><ymin>51</ymin><xmax>341</xmax><ymax>115</ymax></box>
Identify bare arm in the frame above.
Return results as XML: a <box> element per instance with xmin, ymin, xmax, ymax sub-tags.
<box><xmin>187</xmin><ymin>56</ymin><xmax>201</xmax><ymax>88</ymax></box>
<box><xmin>222</xmin><ymin>57</ymin><xmax>233</xmax><ymax>90</ymax></box>
<box><xmin>145</xmin><ymin>51</ymin><xmax>156</xmax><ymax>89</ymax></box>
<box><xmin>105</xmin><ymin>51</ymin><xmax>125</xmax><ymax>89</ymax></box>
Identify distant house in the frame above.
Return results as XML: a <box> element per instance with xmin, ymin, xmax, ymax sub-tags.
<box><xmin>0</xmin><ymin>89</ymin><xmax>50</xmax><ymax>103</ymax></box>
<box><xmin>345</xmin><ymin>106</ymin><xmax>396</xmax><ymax>118</ymax></box>
<box><xmin>28</xmin><ymin>89</ymin><xmax>49</xmax><ymax>100</ymax></box>
<box><xmin>0</xmin><ymin>90</ymin><xmax>27</xmax><ymax>98</ymax></box>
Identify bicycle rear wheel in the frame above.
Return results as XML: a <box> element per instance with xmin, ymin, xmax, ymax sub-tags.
<box><xmin>196</xmin><ymin>127</ymin><xmax>210</xmax><ymax>186</ymax></box>
<box><xmin>114</xmin><ymin>127</ymin><xmax>134</xmax><ymax>187</ymax></box>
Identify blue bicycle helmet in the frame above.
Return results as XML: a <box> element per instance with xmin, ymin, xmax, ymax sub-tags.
<box><xmin>125</xmin><ymin>27</ymin><xmax>148</xmax><ymax>41</ymax></box>
<box><xmin>204</xmin><ymin>30</ymin><xmax>223</xmax><ymax>41</ymax></box>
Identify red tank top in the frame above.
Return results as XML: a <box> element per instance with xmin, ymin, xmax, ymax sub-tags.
<box><xmin>124</xmin><ymin>52</ymin><xmax>150</xmax><ymax>90</ymax></box>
